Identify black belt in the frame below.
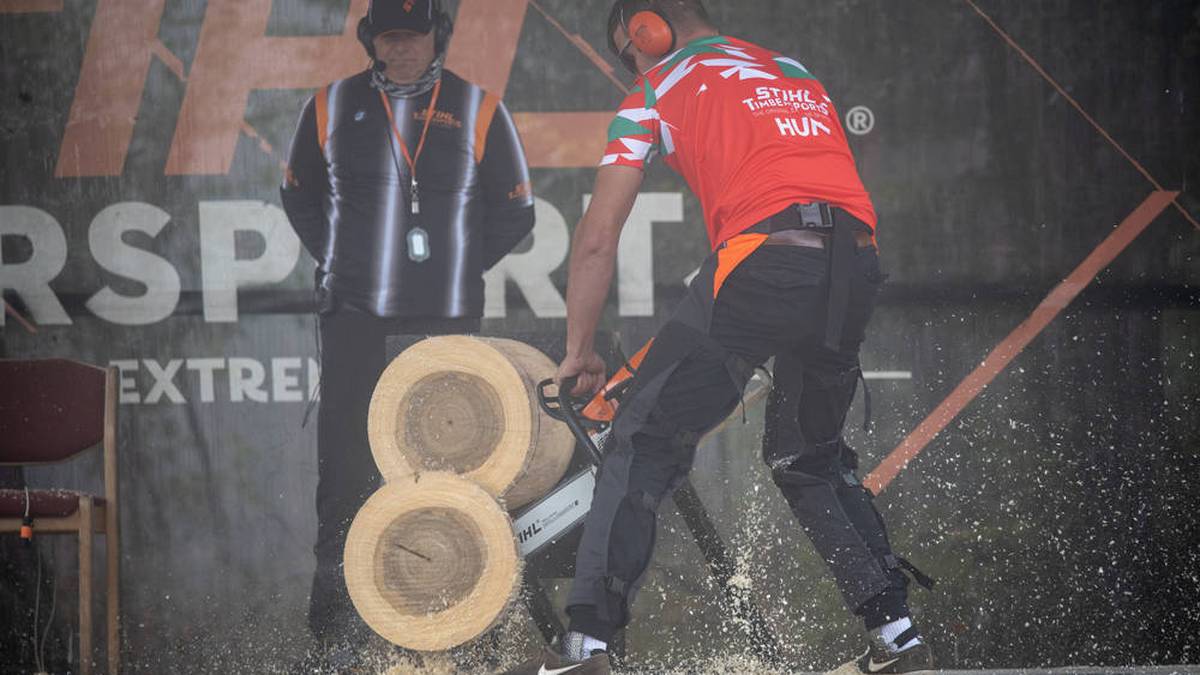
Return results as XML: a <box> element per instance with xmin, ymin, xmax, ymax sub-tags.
<box><xmin>764</xmin><ymin>202</ymin><xmax>836</xmax><ymax>232</ymax></box>
<box><xmin>748</xmin><ymin>203</ymin><xmax>870</xmax><ymax>351</ymax></box>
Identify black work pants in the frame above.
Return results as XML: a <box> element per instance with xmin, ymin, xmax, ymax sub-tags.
<box><xmin>566</xmin><ymin>239</ymin><xmax>908</xmax><ymax>642</ymax></box>
<box><xmin>310</xmin><ymin>306</ymin><xmax>478</xmax><ymax>645</ymax></box>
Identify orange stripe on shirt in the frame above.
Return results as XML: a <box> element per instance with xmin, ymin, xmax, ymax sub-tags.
<box><xmin>474</xmin><ymin>92</ymin><xmax>500</xmax><ymax>164</ymax></box>
<box><xmin>315</xmin><ymin>87</ymin><xmax>330</xmax><ymax>153</ymax></box>
<box><xmin>713</xmin><ymin>233</ymin><xmax>769</xmax><ymax>299</ymax></box>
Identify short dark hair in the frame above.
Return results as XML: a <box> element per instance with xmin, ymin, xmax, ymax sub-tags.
<box><xmin>656</xmin><ymin>0</ymin><xmax>712</xmax><ymax>26</ymax></box>
<box><xmin>607</xmin><ymin>0</ymin><xmax>713</xmax><ymax>48</ymax></box>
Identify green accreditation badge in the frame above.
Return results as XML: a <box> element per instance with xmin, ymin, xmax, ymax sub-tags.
<box><xmin>406</xmin><ymin>180</ymin><xmax>430</xmax><ymax>263</ymax></box>
<box><xmin>407</xmin><ymin>226</ymin><xmax>431</xmax><ymax>263</ymax></box>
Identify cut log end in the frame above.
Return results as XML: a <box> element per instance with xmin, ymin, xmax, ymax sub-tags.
<box><xmin>345</xmin><ymin>474</ymin><xmax>522</xmax><ymax>652</ymax></box>
<box><xmin>368</xmin><ymin>336</ymin><xmax>574</xmax><ymax>509</ymax></box>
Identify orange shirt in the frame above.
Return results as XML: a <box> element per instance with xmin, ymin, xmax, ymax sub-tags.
<box><xmin>601</xmin><ymin>35</ymin><xmax>877</xmax><ymax>249</ymax></box>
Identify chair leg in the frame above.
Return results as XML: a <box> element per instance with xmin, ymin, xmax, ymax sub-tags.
<box><xmin>106</xmin><ymin>506</ymin><xmax>120</xmax><ymax>675</ymax></box>
<box><xmin>79</xmin><ymin>497</ymin><xmax>94</xmax><ymax>675</ymax></box>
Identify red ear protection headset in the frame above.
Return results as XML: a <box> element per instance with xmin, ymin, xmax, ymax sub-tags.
<box><xmin>613</xmin><ymin>3</ymin><xmax>676</xmax><ymax>74</ymax></box>
<box><xmin>626</xmin><ymin>8</ymin><xmax>676</xmax><ymax>58</ymax></box>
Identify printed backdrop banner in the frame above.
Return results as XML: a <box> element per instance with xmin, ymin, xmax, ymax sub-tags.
<box><xmin>1</xmin><ymin>1</ymin><xmax>1198</xmax><ymax>672</ymax></box>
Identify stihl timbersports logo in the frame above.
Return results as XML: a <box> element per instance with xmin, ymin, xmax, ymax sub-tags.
<box><xmin>3</xmin><ymin>0</ymin><xmax>611</xmax><ymax>177</ymax></box>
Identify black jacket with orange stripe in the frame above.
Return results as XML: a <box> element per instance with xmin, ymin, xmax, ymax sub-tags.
<box><xmin>280</xmin><ymin>69</ymin><xmax>535</xmax><ymax>318</ymax></box>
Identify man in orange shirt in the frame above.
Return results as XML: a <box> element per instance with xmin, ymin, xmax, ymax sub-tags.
<box><xmin>504</xmin><ymin>2</ymin><xmax>933</xmax><ymax>674</ymax></box>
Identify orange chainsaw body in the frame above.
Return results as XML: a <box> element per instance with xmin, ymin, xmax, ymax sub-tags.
<box><xmin>580</xmin><ymin>340</ymin><xmax>654</xmax><ymax>422</ymax></box>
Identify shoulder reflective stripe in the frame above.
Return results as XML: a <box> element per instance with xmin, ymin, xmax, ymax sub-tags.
<box><xmin>315</xmin><ymin>87</ymin><xmax>330</xmax><ymax>153</ymax></box>
<box><xmin>474</xmin><ymin>92</ymin><xmax>500</xmax><ymax>164</ymax></box>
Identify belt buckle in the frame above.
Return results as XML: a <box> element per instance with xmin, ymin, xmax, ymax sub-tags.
<box><xmin>797</xmin><ymin>202</ymin><xmax>834</xmax><ymax>230</ymax></box>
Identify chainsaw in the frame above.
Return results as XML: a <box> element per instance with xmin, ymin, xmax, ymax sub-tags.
<box><xmin>511</xmin><ymin>339</ymin><xmax>782</xmax><ymax>663</ymax></box>
<box><xmin>512</xmin><ymin>341</ymin><xmax>652</xmax><ymax>557</ymax></box>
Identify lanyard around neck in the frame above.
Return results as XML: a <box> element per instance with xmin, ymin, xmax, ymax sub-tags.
<box><xmin>378</xmin><ymin>78</ymin><xmax>443</xmax><ymax>180</ymax></box>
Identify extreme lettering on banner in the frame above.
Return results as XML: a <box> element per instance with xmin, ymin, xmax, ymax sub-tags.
<box><xmin>110</xmin><ymin>357</ymin><xmax>320</xmax><ymax>405</ymax></box>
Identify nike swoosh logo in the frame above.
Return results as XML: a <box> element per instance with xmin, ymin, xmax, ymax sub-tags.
<box><xmin>867</xmin><ymin>656</ymin><xmax>901</xmax><ymax>672</ymax></box>
<box><xmin>538</xmin><ymin>664</ymin><xmax>583</xmax><ymax>675</ymax></box>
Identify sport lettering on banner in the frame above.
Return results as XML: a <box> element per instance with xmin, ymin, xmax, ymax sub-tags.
<box><xmin>0</xmin><ymin>202</ymin><xmax>301</xmax><ymax>326</ymax></box>
<box><xmin>0</xmin><ymin>196</ymin><xmax>685</xmax><ymax>326</ymax></box>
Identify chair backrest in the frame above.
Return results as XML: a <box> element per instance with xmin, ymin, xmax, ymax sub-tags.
<box><xmin>0</xmin><ymin>359</ymin><xmax>109</xmax><ymax>465</ymax></box>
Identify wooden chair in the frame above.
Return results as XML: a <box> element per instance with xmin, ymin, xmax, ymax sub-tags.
<box><xmin>0</xmin><ymin>359</ymin><xmax>120</xmax><ymax>675</ymax></box>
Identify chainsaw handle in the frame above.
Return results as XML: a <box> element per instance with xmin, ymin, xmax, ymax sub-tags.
<box><xmin>536</xmin><ymin>377</ymin><xmax>605</xmax><ymax>467</ymax></box>
<box><xmin>536</xmin><ymin>378</ymin><xmax>568</xmax><ymax>421</ymax></box>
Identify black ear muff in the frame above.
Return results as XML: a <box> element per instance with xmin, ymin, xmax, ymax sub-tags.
<box><xmin>434</xmin><ymin>7</ymin><xmax>454</xmax><ymax>54</ymax></box>
<box><xmin>357</xmin><ymin>16</ymin><xmax>376</xmax><ymax>59</ymax></box>
<box><xmin>360</xmin><ymin>2</ymin><xmax>450</xmax><ymax>59</ymax></box>
<box><xmin>628</xmin><ymin>9</ymin><xmax>675</xmax><ymax>58</ymax></box>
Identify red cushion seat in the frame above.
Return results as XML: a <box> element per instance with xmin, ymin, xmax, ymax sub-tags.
<box><xmin>0</xmin><ymin>489</ymin><xmax>105</xmax><ymax>518</ymax></box>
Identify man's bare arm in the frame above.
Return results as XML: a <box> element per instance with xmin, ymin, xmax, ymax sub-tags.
<box><xmin>557</xmin><ymin>164</ymin><xmax>645</xmax><ymax>396</ymax></box>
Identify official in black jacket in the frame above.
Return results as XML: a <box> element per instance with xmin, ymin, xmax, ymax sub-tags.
<box><xmin>279</xmin><ymin>0</ymin><xmax>535</xmax><ymax>658</ymax></box>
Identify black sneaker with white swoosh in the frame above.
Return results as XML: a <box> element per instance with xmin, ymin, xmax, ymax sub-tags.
<box><xmin>496</xmin><ymin>646</ymin><xmax>611</xmax><ymax>675</ymax></box>
<box><xmin>826</xmin><ymin>640</ymin><xmax>935</xmax><ymax>674</ymax></box>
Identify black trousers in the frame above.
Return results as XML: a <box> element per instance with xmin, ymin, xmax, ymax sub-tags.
<box><xmin>566</xmin><ymin>239</ymin><xmax>909</xmax><ymax>642</ymax></box>
<box><xmin>310</xmin><ymin>306</ymin><xmax>479</xmax><ymax>644</ymax></box>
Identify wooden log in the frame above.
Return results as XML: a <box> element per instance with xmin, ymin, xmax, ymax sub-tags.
<box><xmin>343</xmin><ymin>474</ymin><xmax>521</xmax><ymax>652</ymax></box>
<box><xmin>368</xmin><ymin>336</ymin><xmax>574</xmax><ymax>510</ymax></box>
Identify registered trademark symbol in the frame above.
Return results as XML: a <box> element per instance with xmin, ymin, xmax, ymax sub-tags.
<box><xmin>845</xmin><ymin>106</ymin><xmax>875</xmax><ymax>135</ymax></box>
